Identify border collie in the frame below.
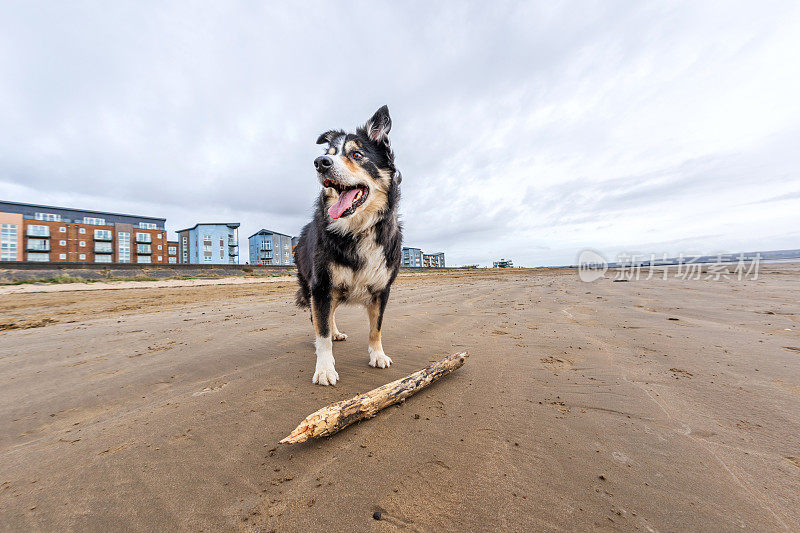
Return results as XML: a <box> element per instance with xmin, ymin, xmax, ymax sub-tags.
<box><xmin>294</xmin><ymin>106</ymin><xmax>402</xmax><ymax>386</ymax></box>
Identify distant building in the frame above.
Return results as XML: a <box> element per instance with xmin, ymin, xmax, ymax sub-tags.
<box><xmin>177</xmin><ymin>223</ymin><xmax>240</xmax><ymax>264</ymax></box>
<box><xmin>166</xmin><ymin>241</ymin><xmax>179</xmax><ymax>264</ymax></box>
<box><xmin>422</xmin><ymin>252</ymin><xmax>445</xmax><ymax>268</ymax></box>
<box><xmin>249</xmin><ymin>229</ymin><xmax>294</xmax><ymax>265</ymax></box>
<box><xmin>0</xmin><ymin>200</ymin><xmax>168</xmax><ymax>264</ymax></box>
<box><xmin>493</xmin><ymin>258</ymin><xmax>514</xmax><ymax>268</ymax></box>
<box><xmin>402</xmin><ymin>247</ymin><xmax>422</xmax><ymax>267</ymax></box>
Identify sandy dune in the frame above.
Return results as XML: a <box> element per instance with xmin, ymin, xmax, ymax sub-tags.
<box><xmin>1</xmin><ymin>266</ymin><xmax>799</xmax><ymax>531</ymax></box>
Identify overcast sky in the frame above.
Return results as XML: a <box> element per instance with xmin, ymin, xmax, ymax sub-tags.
<box><xmin>1</xmin><ymin>1</ymin><xmax>799</xmax><ymax>266</ymax></box>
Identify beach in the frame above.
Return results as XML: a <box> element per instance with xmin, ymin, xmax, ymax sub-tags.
<box><xmin>1</xmin><ymin>266</ymin><xmax>799</xmax><ymax>531</ymax></box>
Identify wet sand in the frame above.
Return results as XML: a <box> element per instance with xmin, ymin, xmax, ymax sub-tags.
<box><xmin>1</xmin><ymin>266</ymin><xmax>799</xmax><ymax>531</ymax></box>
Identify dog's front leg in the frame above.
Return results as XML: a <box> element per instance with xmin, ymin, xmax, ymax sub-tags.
<box><xmin>310</xmin><ymin>291</ymin><xmax>338</xmax><ymax>386</ymax></box>
<box><xmin>367</xmin><ymin>290</ymin><xmax>392</xmax><ymax>369</ymax></box>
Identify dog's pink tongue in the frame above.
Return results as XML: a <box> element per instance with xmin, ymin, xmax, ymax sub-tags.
<box><xmin>328</xmin><ymin>188</ymin><xmax>360</xmax><ymax>219</ymax></box>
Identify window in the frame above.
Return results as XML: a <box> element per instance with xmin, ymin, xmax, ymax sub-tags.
<box><xmin>138</xmin><ymin>222</ymin><xmax>158</xmax><ymax>229</ymax></box>
<box><xmin>94</xmin><ymin>229</ymin><xmax>112</xmax><ymax>240</ymax></box>
<box><xmin>28</xmin><ymin>239</ymin><xmax>49</xmax><ymax>251</ymax></box>
<box><xmin>118</xmin><ymin>232</ymin><xmax>130</xmax><ymax>263</ymax></box>
<box><xmin>59</xmin><ymin>226</ymin><xmax>66</xmax><ymax>232</ymax></box>
<box><xmin>136</xmin><ymin>232</ymin><xmax>152</xmax><ymax>243</ymax></box>
<box><xmin>138</xmin><ymin>256</ymin><xmax>151</xmax><ymax>264</ymax></box>
<box><xmin>94</xmin><ymin>255</ymin><xmax>112</xmax><ymax>263</ymax></box>
<box><xmin>168</xmin><ymin>246</ymin><xmax>176</xmax><ymax>255</ymax></box>
<box><xmin>79</xmin><ymin>228</ymin><xmax>86</xmax><ymax>234</ymax></box>
<box><xmin>94</xmin><ymin>242</ymin><xmax>112</xmax><ymax>253</ymax></box>
<box><xmin>59</xmin><ymin>253</ymin><xmax>66</xmax><ymax>260</ymax></box>
<box><xmin>79</xmin><ymin>254</ymin><xmax>86</xmax><ymax>260</ymax></box>
<box><xmin>27</xmin><ymin>224</ymin><xmax>49</xmax><ymax>237</ymax></box>
<box><xmin>59</xmin><ymin>240</ymin><xmax>66</xmax><ymax>246</ymax></box>
<box><xmin>27</xmin><ymin>252</ymin><xmax>49</xmax><ymax>262</ymax></box>
<box><xmin>220</xmin><ymin>249</ymin><xmax>224</xmax><ymax>259</ymax></box>
<box><xmin>79</xmin><ymin>241</ymin><xmax>86</xmax><ymax>247</ymax></box>
<box><xmin>156</xmin><ymin>256</ymin><xmax>162</xmax><ymax>261</ymax></box>
<box><xmin>157</xmin><ymin>244</ymin><xmax>162</xmax><ymax>250</ymax></box>
<box><xmin>83</xmin><ymin>217</ymin><xmax>106</xmax><ymax>225</ymax></box>
<box><xmin>156</xmin><ymin>233</ymin><xmax>162</xmax><ymax>239</ymax></box>
<box><xmin>169</xmin><ymin>257</ymin><xmax>177</xmax><ymax>264</ymax></box>
<box><xmin>1</xmin><ymin>224</ymin><xmax>18</xmax><ymax>261</ymax></box>
<box><xmin>35</xmin><ymin>212</ymin><xmax>61</xmax><ymax>221</ymax></box>
<box><xmin>136</xmin><ymin>244</ymin><xmax>152</xmax><ymax>254</ymax></box>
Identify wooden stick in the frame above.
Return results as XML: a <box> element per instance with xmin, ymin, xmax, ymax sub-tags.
<box><xmin>280</xmin><ymin>351</ymin><xmax>468</xmax><ymax>444</ymax></box>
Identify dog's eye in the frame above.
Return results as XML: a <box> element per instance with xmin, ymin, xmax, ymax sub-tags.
<box><xmin>351</xmin><ymin>151</ymin><xmax>363</xmax><ymax>160</ymax></box>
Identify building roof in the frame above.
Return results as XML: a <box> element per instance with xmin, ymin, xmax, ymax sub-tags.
<box><xmin>0</xmin><ymin>200</ymin><xmax>165</xmax><ymax>223</ymax></box>
<box><xmin>176</xmin><ymin>222</ymin><xmax>240</xmax><ymax>233</ymax></box>
<box><xmin>248</xmin><ymin>228</ymin><xmax>293</xmax><ymax>240</ymax></box>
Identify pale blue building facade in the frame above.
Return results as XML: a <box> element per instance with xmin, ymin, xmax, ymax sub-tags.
<box><xmin>248</xmin><ymin>229</ymin><xmax>294</xmax><ymax>265</ymax></box>
<box><xmin>177</xmin><ymin>223</ymin><xmax>240</xmax><ymax>264</ymax></box>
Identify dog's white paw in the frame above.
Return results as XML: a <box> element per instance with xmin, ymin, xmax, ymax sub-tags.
<box><xmin>313</xmin><ymin>337</ymin><xmax>337</xmax><ymax>386</ymax></box>
<box><xmin>332</xmin><ymin>332</ymin><xmax>348</xmax><ymax>341</ymax></box>
<box><xmin>313</xmin><ymin>365</ymin><xmax>339</xmax><ymax>386</ymax></box>
<box><xmin>368</xmin><ymin>348</ymin><xmax>393</xmax><ymax>369</ymax></box>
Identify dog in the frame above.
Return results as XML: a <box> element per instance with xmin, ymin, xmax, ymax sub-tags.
<box><xmin>294</xmin><ymin>105</ymin><xmax>403</xmax><ymax>386</ymax></box>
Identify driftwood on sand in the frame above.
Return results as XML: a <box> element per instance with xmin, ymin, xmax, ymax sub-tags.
<box><xmin>280</xmin><ymin>352</ymin><xmax>468</xmax><ymax>444</ymax></box>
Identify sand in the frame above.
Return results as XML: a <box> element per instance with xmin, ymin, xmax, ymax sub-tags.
<box><xmin>1</xmin><ymin>266</ymin><xmax>799</xmax><ymax>531</ymax></box>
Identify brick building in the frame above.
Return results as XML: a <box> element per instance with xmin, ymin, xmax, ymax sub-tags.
<box><xmin>422</xmin><ymin>252</ymin><xmax>446</xmax><ymax>268</ymax></box>
<box><xmin>0</xmin><ymin>201</ymin><xmax>169</xmax><ymax>264</ymax></box>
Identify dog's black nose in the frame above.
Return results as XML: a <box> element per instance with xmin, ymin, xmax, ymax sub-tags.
<box><xmin>314</xmin><ymin>156</ymin><xmax>333</xmax><ymax>172</ymax></box>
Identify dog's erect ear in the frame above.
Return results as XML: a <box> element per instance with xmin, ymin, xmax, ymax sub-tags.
<box><xmin>365</xmin><ymin>105</ymin><xmax>392</xmax><ymax>143</ymax></box>
<box><xmin>316</xmin><ymin>130</ymin><xmax>338</xmax><ymax>145</ymax></box>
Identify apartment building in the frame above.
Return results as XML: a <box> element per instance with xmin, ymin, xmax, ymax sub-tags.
<box><xmin>248</xmin><ymin>229</ymin><xmax>294</xmax><ymax>265</ymax></box>
<box><xmin>493</xmin><ymin>259</ymin><xmax>514</xmax><ymax>268</ymax></box>
<box><xmin>166</xmin><ymin>241</ymin><xmax>179</xmax><ymax>264</ymax></box>
<box><xmin>422</xmin><ymin>252</ymin><xmax>446</xmax><ymax>268</ymax></box>
<box><xmin>177</xmin><ymin>223</ymin><xmax>240</xmax><ymax>264</ymax></box>
<box><xmin>0</xmin><ymin>201</ymin><xmax>168</xmax><ymax>263</ymax></box>
<box><xmin>402</xmin><ymin>247</ymin><xmax>423</xmax><ymax>267</ymax></box>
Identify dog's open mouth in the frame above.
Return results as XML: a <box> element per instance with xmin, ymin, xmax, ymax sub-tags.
<box><xmin>324</xmin><ymin>179</ymin><xmax>369</xmax><ymax>219</ymax></box>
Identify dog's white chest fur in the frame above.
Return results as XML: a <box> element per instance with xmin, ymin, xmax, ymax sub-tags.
<box><xmin>329</xmin><ymin>229</ymin><xmax>391</xmax><ymax>304</ymax></box>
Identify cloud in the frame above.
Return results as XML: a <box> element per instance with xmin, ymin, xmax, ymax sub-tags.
<box><xmin>0</xmin><ymin>1</ymin><xmax>798</xmax><ymax>266</ymax></box>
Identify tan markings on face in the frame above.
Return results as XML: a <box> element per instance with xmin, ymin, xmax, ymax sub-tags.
<box><xmin>327</xmin><ymin>147</ymin><xmax>336</xmax><ymax>155</ymax></box>
<box><xmin>344</xmin><ymin>140</ymin><xmax>362</xmax><ymax>153</ymax></box>
<box><xmin>342</xmin><ymin>156</ymin><xmax>360</xmax><ymax>174</ymax></box>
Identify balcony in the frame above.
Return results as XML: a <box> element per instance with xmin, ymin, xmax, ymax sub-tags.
<box><xmin>229</xmin><ymin>249</ymin><xmax>239</xmax><ymax>256</ymax></box>
<box><xmin>258</xmin><ymin>243</ymin><xmax>272</xmax><ymax>251</ymax></box>
<box><xmin>259</xmin><ymin>252</ymin><xmax>272</xmax><ymax>260</ymax></box>
<box><xmin>228</xmin><ymin>238</ymin><xmax>237</xmax><ymax>246</ymax></box>
<box><xmin>94</xmin><ymin>242</ymin><xmax>113</xmax><ymax>254</ymax></box>
<box><xmin>27</xmin><ymin>228</ymin><xmax>50</xmax><ymax>238</ymax></box>
<box><xmin>135</xmin><ymin>233</ymin><xmax>152</xmax><ymax>243</ymax></box>
<box><xmin>27</xmin><ymin>240</ymin><xmax>50</xmax><ymax>252</ymax></box>
<box><xmin>94</xmin><ymin>230</ymin><xmax>113</xmax><ymax>241</ymax></box>
<box><xmin>136</xmin><ymin>244</ymin><xmax>152</xmax><ymax>255</ymax></box>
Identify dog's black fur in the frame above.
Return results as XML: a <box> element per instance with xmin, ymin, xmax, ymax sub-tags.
<box><xmin>293</xmin><ymin>106</ymin><xmax>402</xmax><ymax>384</ymax></box>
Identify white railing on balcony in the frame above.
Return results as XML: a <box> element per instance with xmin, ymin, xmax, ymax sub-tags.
<box><xmin>27</xmin><ymin>225</ymin><xmax>50</xmax><ymax>237</ymax></box>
